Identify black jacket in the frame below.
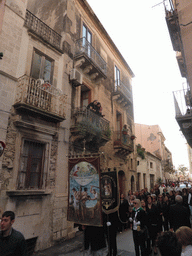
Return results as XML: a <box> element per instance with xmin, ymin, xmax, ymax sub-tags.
<box><xmin>0</xmin><ymin>228</ymin><xmax>27</xmax><ymax>256</ymax></box>
<box><xmin>131</xmin><ymin>208</ymin><xmax>147</xmax><ymax>230</ymax></box>
<box><xmin>169</xmin><ymin>203</ymin><xmax>191</xmax><ymax>231</ymax></box>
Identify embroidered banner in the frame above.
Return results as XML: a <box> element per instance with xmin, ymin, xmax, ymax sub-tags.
<box><xmin>68</xmin><ymin>156</ymin><xmax>102</xmax><ymax>226</ymax></box>
<box><xmin>101</xmin><ymin>171</ymin><xmax>119</xmax><ymax>214</ymax></box>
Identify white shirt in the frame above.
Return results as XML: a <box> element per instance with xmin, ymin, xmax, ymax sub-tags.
<box><xmin>182</xmin><ymin>245</ymin><xmax>192</xmax><ymax>256</ymax></box>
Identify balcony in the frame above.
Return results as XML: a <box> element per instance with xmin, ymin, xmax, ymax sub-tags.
<box><xmin>74</xmin><ymin>38</ymin><xmax>107</xmax><ymax>82</ymax></box>
<box><xmin>173</xmin><ymin>88</ymin><xmax>192</xmax><ymax>147</ymax></box>
<box><xmin>113</xmin><ymin>131</ymin><xmax>134</xmax><ymax>158</ymax></box>
<box><xmin>112</xmin><ymin>80</ymin><xmax>133</xmax><ymax>107</ymax></box>
<box><xmin>70</xmin><ymin>107</ymin><xmax>110</xmax><ymax>152</ymax></box>
<box><xmin>14</xmin><ymin>75</ymin><xmax>67</xmax><ymax>122</ymax></box>
<box><xmin>165</xmin><ymin>8</ymin><xmax>181</xmax><ymax>52</ymax></box>
<box><xmin>24</xmin><ymin>10</ymin><xmax>62</xmax><ymax>52</ymax></box>
<box><xmin>162</xmin><ymin>159</ymin><xmax>174</xmax><ymax>173</ymax></box>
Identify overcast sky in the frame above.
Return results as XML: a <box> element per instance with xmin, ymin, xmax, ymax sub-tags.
<box><xmin>86</xmin><ymin>0</ymin><xmax>189</xmax><ymax>169</ymax></box>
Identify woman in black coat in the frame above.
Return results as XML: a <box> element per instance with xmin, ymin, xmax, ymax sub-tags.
<box><xmin>146</xmin><ymin>195</ymin><xmax>159</xmax><ymax>254</ymax></box>
<box><xmin>162</xmin><ymin>194</ymin><xmax>170</xmax><ymax>231</ymax></box>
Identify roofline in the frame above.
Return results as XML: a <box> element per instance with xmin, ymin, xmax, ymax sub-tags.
<box><xmin>79</xmin><ymin>0</ymin><xmax>135</xmax><ymax>78</ymax></box>
<box><xmin>146</xmin><ymin>151</ymin><xmax>162</xmax><ymax>160</ymax></box>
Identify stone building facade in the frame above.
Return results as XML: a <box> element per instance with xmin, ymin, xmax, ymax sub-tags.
<box><xmin>137</xmin><ymin>150</ymin><xmax>161</xmax><ymax>191</ymax></box>
<box><xmin>166</xmin><ymin>0</ymin><xmax>192</xmax><ymax>148</ymax></box>
<box><xmin>0</xmin><ymin>0</ymin><xmax>136</xmax><ymax>252</ymax></box>
<box><xmin>135</xmin><ymin>123</ymin><xmax>174</xmax><ymax>184</ymax></box>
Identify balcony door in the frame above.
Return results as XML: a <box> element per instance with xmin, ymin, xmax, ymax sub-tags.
<box><xmin>116</xmin><ymin>111</ymin><xmax>122</xmax><ymax>140</ymax></box>
<box><xmin>115</xmin><ymin>66</ymin><xmax>120</xmax><ymax>91</ymax></box>
<box><xmin>31</xmin><ymin>49</ymin><xmax>54</xmax><ymax>83</ymax></box>
<box><xmin>81</xmin><ymin>85</ymin><xmax>91</xmax><ymax>108</ymax></box>
<box><xmin>83</xmin><ymin>24</ymin><xmax>92</xmax><ymax>57</ymax></box>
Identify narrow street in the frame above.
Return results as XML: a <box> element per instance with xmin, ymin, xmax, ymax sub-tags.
<box><xmin>32</xmin><ymin>228</ymin><xmax>161</xmax><ymax>256</ymax></box>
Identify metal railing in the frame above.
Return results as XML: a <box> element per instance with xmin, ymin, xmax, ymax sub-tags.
<box><xmin>75</xmin><ymin>38</ymin><xmax>107</xmax><ymax>76</ymax></box>
<box><xmin>14</xmin><ymin>75</ymin><xmax>67</xmax><ymax>119</ymax></box>
<box><xmin>114</xmin><ymin>79</ymin><xmax>133</xmax><ymax>103</ymax></box>
<box><xmin>113</xmin><ymin>131</ymin><xmax>133</xmax><ymax>148</ymax></box>
<box><xmin>72</xmin><ymin>107</ymin><xmax>110</xmax><ymax>135</ymax></box>
<box><xmin>24</xmin><ymin>10</ymin><xmax>62</xmax><ymax>50</ymax></box>
<box><xmin>173</xmin><ymin>89</ymin><xmax>192</xmax><ymax>117</ymax></box>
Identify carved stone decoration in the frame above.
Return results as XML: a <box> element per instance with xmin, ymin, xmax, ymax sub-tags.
<box><xmin>83</xmin><ymin>65</ymin><xmax>92</xmax><ymax>74</ymax></box>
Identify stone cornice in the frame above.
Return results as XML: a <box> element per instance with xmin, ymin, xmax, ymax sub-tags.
<box><xmin>0</xmin><ymin>70</ymin><xmax>18</xmax><ymax>81</ymax></box>
<box><xmin>14</xmin><ymin>120</ymin><xmax>58</xmax><ymax>136</ymax></box>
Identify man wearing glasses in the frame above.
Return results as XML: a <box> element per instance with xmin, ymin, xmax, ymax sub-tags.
<box><xmin>129</xmin><ymin>199</ymin><xmax>147</xmax><ymax>256</ymax></box>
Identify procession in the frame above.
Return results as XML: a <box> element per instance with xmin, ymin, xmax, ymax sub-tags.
<box><xmin>1</xmin><ymin>0</ymin><xmax>192</xmax><ymax>256</ymax></box>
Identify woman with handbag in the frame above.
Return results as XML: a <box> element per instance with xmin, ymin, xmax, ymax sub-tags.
<box><xmin>129</xmin><ymin>199</ymin><xmax>147</xmax><ymax>256</ymax></box>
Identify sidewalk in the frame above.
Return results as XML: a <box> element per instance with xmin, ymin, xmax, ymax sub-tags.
<box><xmin>32</xmin><ymin>231</ymin><xmax>84</xmax><ymax>256</ymax></box>
<box><xmin>32</xmin><ymin>229</ymin><xmax>135</xmax><ymax>256</ymax></box>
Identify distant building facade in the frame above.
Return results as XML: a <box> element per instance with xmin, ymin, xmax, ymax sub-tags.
<box><xmin>135</xmin><ymin>123</ymin><xmax>174</xmax><ymax>184</ymax></box>
<box><xmin>137</xmin><ymin>149</ymin><xmax>161</xmax><ymax>191</ymax></box>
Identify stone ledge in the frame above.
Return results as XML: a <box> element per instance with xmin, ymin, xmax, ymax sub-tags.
<box><xmin>6</xmin><ymin>190</ymin><xmax>52</xmax><ymax>198</ymax></box>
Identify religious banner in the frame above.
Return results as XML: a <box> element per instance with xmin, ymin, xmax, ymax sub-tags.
<box><xmin>68</xmin><ymin>155</ymin><xmax>102</xmax><ymax>226</ymax></box>
<box><xmin>101</xmin><ymin>171</ymin><xmax>119</xmax><ymax>214</ymax></box>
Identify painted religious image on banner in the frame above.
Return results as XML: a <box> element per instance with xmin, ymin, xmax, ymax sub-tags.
<box><xmin>68</xmin><ymin>161</ymin><xmax>102</xmax><ymax>226</ymax></box>
<box><xmin>101</xmin><ymin>172</ymin><xmax>119</xmax><ymax>214</ymax></box>
<box><xmin>101</xmin><ymin>178</ymin><xmax>112</xmax><ymax>197</ymax></box>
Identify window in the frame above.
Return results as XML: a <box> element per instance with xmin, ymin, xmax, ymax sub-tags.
<box><xmin>31</xmin><ymin>49</ymin><xmax>54</xmax><ymax>83</ymax></box>
<box><xmin>83</xmin><ymin>24</ymin><xmax>92</xmax><ymax>57</ymax></box>
<box><xmin>83</xmin><ymin>24</ymin><xmax>92</xmax><ymax>44</ymax></box>
<box><xmin>18</xmin><ymin>140</ymin><xmax>46</xmax><ymax>189</ymax></box>
<box><xmin>114</xmin><ymin>66</ymin><xmax>120</xmax><ymax>90</ymax></box>
<box><xmin>137</xmin><ymin>161</ymin><xmax>140</xmax><ymax>166</ymax></box>
<box><xmin>150</xmin><ymin>162</ymin><xmax>153</xmax><ymax>168</ymax></box>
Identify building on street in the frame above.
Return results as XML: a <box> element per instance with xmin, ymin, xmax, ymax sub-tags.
<box><xmin>0</xmin><ymin>0</ymin><xmax>136</xmax><ymax>252</ymax></box>
<box><xmin>135</xmin><ymin>123</ymin><xmax>175</xmax><ymax>186</ymax></box>
<box><xmin>136</xmin><ymin>146</ymin><xmax>162</xmax><ymax>191</ymax></box>
<box><xmin>166</xmin><ymin>0</ymin><xmax>192</xmax><ymax>148</ymax></box>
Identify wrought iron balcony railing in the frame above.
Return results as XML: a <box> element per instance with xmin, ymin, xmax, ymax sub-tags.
<box><xmin>71</xmin><ymin>107</ymin><xmax>110</xmax><ymax>139</ymax></box>
<box><xmin>24</xmin><ymin>10</ymin><xmax>62</xmax><ymax>50</ymax></box>
<box><xmin>173</xmin><ymin>88</ymin><xmax>192</xmax><ymax>117</ymax></box>
<box><xmin>113</xmin><ymin>131</ymin><xmax>134</xmax><ymax>149</ymax></box>
<box><xmin>114</xmin><ymin>79</ymin><xmax>133</xmax><ymax>104</ymax></box>
<box><xmin>14</xmin><ymin>75</ymin><xmax>67</xmax><ymax>122</ymax></box>
<box><xmin>74</xmin><ymin>38</ymin><xmax>107</xmax><ymax>76</ymax></box>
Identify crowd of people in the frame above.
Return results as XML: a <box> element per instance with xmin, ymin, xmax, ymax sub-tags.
<box><xmin>2</xmin><ymin>182</ymin><xmax>192</xmax><ymax>256</ymax></box>
<box><xmin>117</xmin><ymin>182</ymin><xmax>192</xmax><ymax>256</ymax></box>
<box><xmin>80</xmin><ymin>182</ymin><xmax>192</xmax><ymax>256</ymax></box>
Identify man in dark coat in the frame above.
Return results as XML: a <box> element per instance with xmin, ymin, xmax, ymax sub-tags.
<box><xmin>129</xmin><ymin>199</ymin><xmax>148</xmax><ymax>256</ymax></box>
<box><xmin>118</xmin><ymin>193</ymin><xmax>129</xmax><ymax>232</ymax></box>
<box><xmin>169</xmin><ymin>195</ymin><xmax>191</xmax><ymax>231</ymax></box>
<box><xmin>103</xmin><ymin>211</ymin><xmax>118</xmax><ymax>256</ymax></box>
<box><xmin>0</xmin><ymin>211</ymin><xmax>27</xmax><ymax>256</ymax></box>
